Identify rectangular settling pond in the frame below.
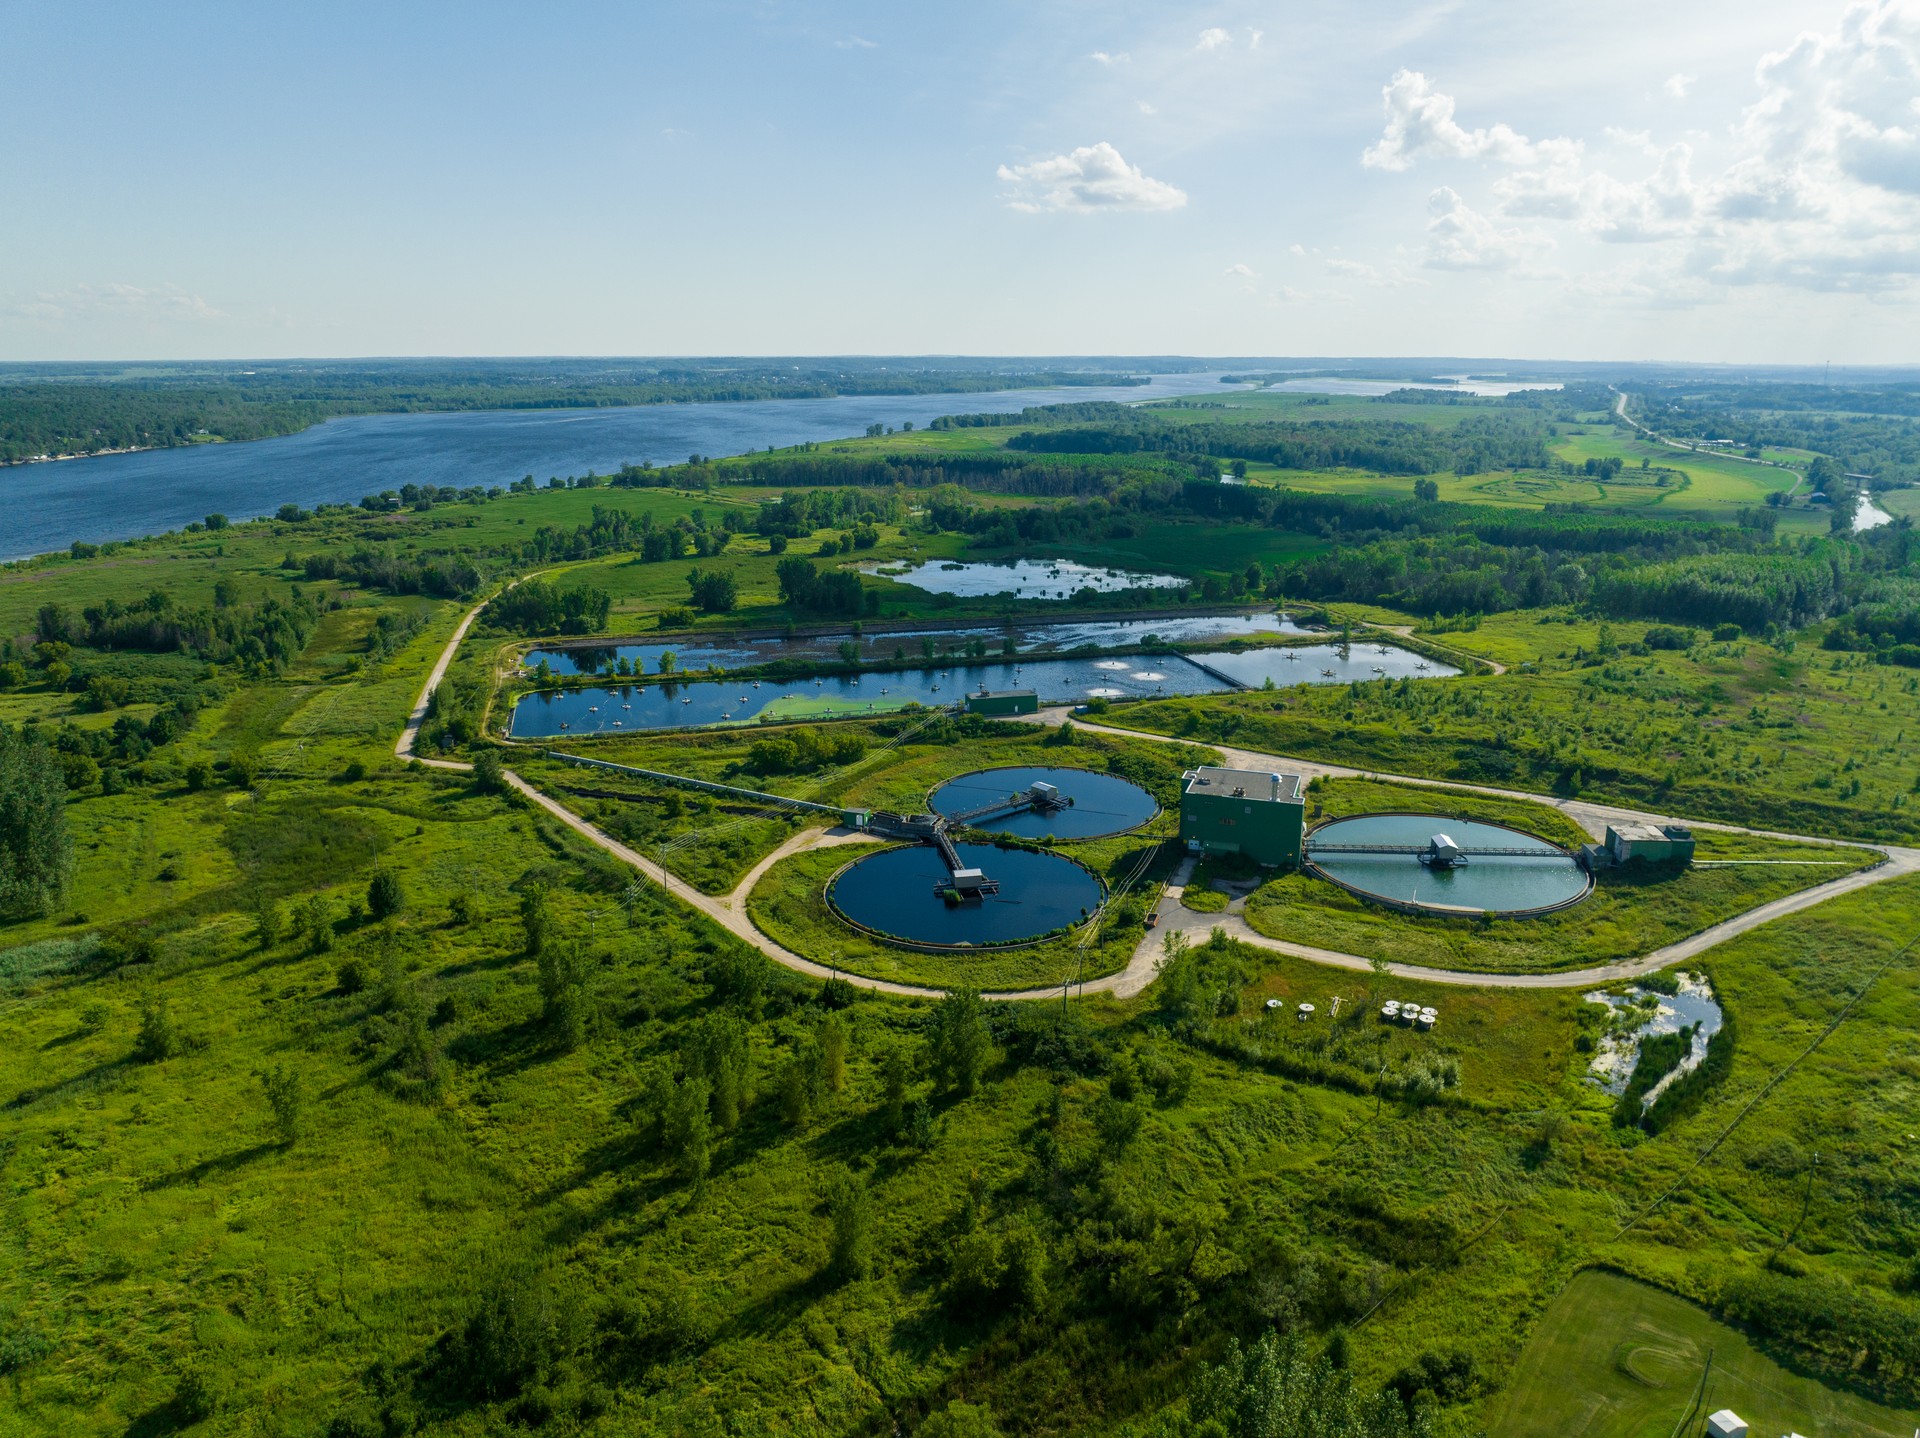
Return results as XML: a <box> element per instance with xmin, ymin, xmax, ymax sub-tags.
<box><xmin>523</xmin><ymin>611</ymin><xmax>1321</xmax><ymax>677</ymax></box>
<box><xmin>508</xmin><ymin>642</ymin><xmax>1459</xmax><ymax>737</ymax></box>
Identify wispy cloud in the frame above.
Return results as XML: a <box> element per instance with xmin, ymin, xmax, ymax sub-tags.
<box><xmin>834</xmin><ymin>35</ymin><xmax>877</xmax><ymax>50</ymax></box>
<box><xmin>1090</xmin><ymin>50</ymin><xmax>1128</xmax><ymax>65</ymax></box>
<box><xmin>998</xmin><ymin>142</ymin><xmax>1188</xmax><ymax>213</ymax></box>
<box><xmin>1137</xmin><ymin>100</ymin><xmax>1158</xmax><ymax>115</ymax></box>
<box><xmin>1663</xmin><ymin>72</ymin><xmax>1695</xmax><ymax>99</ymax></box>
<box><xmin>1196</xmin><ymin>27</ymin><xmax>1231</xmax><ymax>50</ymax></box>
<box><xmin>8</xmin><ymin>282</ymin><xmax>225</xmax><ymax>325</ymax></box>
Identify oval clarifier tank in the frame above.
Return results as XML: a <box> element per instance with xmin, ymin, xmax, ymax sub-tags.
<box><xmin>1305</xmin><ymin>813</ymin><xmax>1590</xmax><ymax>916</ymax></box>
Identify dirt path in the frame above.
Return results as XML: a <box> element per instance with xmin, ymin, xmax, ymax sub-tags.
<box><xmin>395</xmin><ymin>599</ymin><xmax>1918</xmax><ymax>1000</ymax></box>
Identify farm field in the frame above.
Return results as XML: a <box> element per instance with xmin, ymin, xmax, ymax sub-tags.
<box><xmin>1488</xmin><ymin>1269</ymin><xmax>1920</xmax><ymax>1437</ymax></box>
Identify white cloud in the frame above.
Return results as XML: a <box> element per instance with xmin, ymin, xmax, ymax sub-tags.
<box><xmin>834</xmin><ymin>35</ymin><xmax>877</xmax><ymax>50</ymax></box>
<box><xmin>1664</xmin><ymin>72</ymin><xmax>1696</xmax><ymax>99</ymax></box>
<box><xmin>1249</xmin><ymin>29</ymin><xmax>1264</xmax><ymax>48</ymax></box>
<box><xmin>9</xmin><ymin>282</ymin><xmax>225</xmax><ymax>325</ymax></box>
<box><xmin>1197</xmin><ymin>27</ymin><xmax>1231</xmax><ymax>51</ymax></box>
<box><xmin>1361</xmin><ymin>5</ymin><xmax>1920</xmax><ymax>293</ymax></box>
<box><xmin>1223</xmin><ymin>262</ymin><xmax>1259</xmax><ymax>277</ymax></box>
<box><xmin>997</xmin><ymin>142</ymin><xmax>1188</xmax><ymax>213</ymax></box>
<box><xmin>1138</xmin><ymin>100</ymin><xmax>1158</xmax><ymax>115</ymax></box>
<box><xmin>1288</xmin><ymin>243</ymin><xmax>1308</xmax><ymax>256</ymax></box>
<box><xmin>1090</xmin><ymin>50</ymin><xmax>1128</xmax><ymax>65</ymax></box>
<box><xmin>1423</xmin><ymin>187</ymin><xmax>1553</xmax><ymax>270</ymax></box>
<box><xmin>1361</xmin><ymin>69</ymin><xmax>1555</xmax><ymax>170</ymax></box>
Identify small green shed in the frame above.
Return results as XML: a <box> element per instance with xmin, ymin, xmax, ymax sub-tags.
<box><xmin>966</xmin><ymin>689</ymin><xmax>1038</xmax><ymax>717</ymax></box>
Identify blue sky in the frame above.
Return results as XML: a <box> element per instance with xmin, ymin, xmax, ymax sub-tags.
<box><xmin>3</xmin><ymin>0</ymin><xmax>1917</xmax><ymax>362</ymax></box>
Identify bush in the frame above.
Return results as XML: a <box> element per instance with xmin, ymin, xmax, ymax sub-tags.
<box><xmin>261</xmin><ymin>1064</ymin><xmax>304</xmax><ymax>1145</ymax></box>
<box><xmin>367</xmin><ymin>870</ymin><xmax>405</xmax><ymax>920</ymax></box>
<box><xmin>472</xmin><ymin>748</ymin><xmax>506</xmax><ymax>794</ymax></box>
<box><xmin>134</xmin><ymin>993</ymin><xmax>179</xmax><ymax>1062</ymax></box>
<box><xmin>449</xmin><ymin>1263</ymin><xmax>587</xmax><ymax>1400</ymax></box>
<box><xmin>825</xmin><ymin>1167</ymin><xmax>875</xmax><ymax>1280</ymax></box>
<box><xmin>336</xmin><ymin>958</ymin><xmax>368</xmax><ymax>994</ymax></box>
<box><xmin>1644</xmin><ymin>624</ymin><xmax>1696</xmax><ymax>650</ymax></box>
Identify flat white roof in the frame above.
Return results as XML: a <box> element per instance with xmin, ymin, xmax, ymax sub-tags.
<box><xmin>1183</xmin><ymin>766</ymin><xmax>1306</xmax><ymax>805</ymax></box>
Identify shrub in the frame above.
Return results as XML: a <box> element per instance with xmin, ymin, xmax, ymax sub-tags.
<box><xmin>261</xmin><ymin>1064</ymin><xmax>304</xmax><ymax>1145</ymax></box>
<box><xmin>336</xmin><ymin>958</ymin><xmax>367</xmax><ymax>995</ymax></box>
<box><xmin>1644</xmin><ymin>624</ymin><xmax>1695</xmax><ymax>650</ymax></box>
<box><xmin>134</xmin><ymin>993</ymin><xmax>179</xmax><ymax>1063</ymax></box>
<box><xmin>825</xmin><ymin>1167</ymin><xmax>875</xmax><ymax>1280</ymax></box>
<box><xmin>449</xmin><ymin>1262</ymin><xmax>587</xmax><ymax>1400</ymax></box>
<box><xmin>928</xmin><ymin>989</ymin><xmax>991</xmax><ymax>1096</ymax></box>
<box><xmin>472</xmin><ymin>748</ymin><xmax>506</xmax><ymax>794</ymax></box>
<box><xmin>367</xmin><ymin>870</ymin><xmax>405</xmax><ymax>920</ymax></box>
<box><xmin>184</xmin><ymin>761</ymin><xmax>213</xmax><ymax>792</ymax></box>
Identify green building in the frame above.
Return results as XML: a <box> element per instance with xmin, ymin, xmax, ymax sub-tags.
<box><xmin>1180</xmin><ymin>766</ymin><xmax>1307</xmax><ymax>867</ymax></box>
<box><xmin>966</xmin><ymin>689</ymin><xmax>1038</xmax><ymax>717</ymax></box>
<box><xmin>1605</xmin><ymin>822</ymin><xmax>1695</xmax><ymax>865</ymax></box>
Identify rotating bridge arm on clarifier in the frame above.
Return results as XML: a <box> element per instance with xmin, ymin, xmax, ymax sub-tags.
<box><xmin>1305</xmin><ymin>843</ymin><xmax>1555</xmax><ymax>857</ymax></box>
<box><xmin>944</xmin><ymin>784</ymin><xmax>1064</xmax><ymax>828</ymax></box>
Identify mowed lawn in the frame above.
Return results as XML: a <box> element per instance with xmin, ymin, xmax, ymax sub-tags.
<box><xmin>1487</xmin><ymin>1269</ymin><xmax>1920</xmax><ymax>1437</ymax></box>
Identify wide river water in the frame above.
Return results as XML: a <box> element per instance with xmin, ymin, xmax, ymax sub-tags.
<box><xmin>0</xmin><ymin>372</ymin><xmax>1233</xmax><ymax>559</ymax></box>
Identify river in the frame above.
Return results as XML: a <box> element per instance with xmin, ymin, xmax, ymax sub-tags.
<box><xmin>0</xmin><ymin>372</ymin><xmax>1233</xmax><ymax>560</ymax></box>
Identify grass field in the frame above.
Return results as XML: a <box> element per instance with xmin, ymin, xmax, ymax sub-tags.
<box><xmin>1488</xmin><ymin>1269</ymin><xmax>1920</xmax><ymax>1437</ymax></box>
<box><xmin>10</xmin><ymin>396</ymin><xmax>1920</xmax><ymax>1435</ymax></box>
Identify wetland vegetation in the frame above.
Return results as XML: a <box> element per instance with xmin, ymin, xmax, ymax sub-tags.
<box><xmin>4</xmin><ymin>372</ymin><xmax>1920</xmax><ymax>1436</ymax></box>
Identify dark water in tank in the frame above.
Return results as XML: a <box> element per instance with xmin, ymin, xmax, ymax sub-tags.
<box><xmin>829</xmin><ymin>841</ymin><xmax>1104</xmax><ymax>947</ymax></box>
<box><xmin>928</xmin><ymin>766</ymin><xmax>1157</xmax><ymax>840</ymax></box>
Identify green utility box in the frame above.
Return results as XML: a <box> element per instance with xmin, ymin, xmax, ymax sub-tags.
<box><xmin>966</xmin><ymin>689</ymin><xmax>1038</xmax><ymax>717</ymax></box>
<box><xmin>1180</xmin><ymin>766</ymin><xmax>1307</xmax><ymax>867</ymax></box>
<box><xmin>1605</xmin><ymin>823</ymin><xmax>1695</xmax><ymax>865</ymax></box>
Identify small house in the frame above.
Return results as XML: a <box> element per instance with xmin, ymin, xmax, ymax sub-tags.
<box><xmin>1704</xmin><ymin>1410</ymin><xmax>1748</xmax><ymax>1438</ymax></box>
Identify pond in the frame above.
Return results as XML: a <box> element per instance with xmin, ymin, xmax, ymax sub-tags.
<box><xmin>928</xmin><ymin>766</ymin><xmax>1158</xmax><ymax>840</ymax></box>
<box><xmin>1855</xmin><ymin>494</ymin><xmax>1894</xmax><ymax>532</ymax></box>
<box><xmin>509</xmin><ymin>655</ymin><xmax>1233</xmax><ymax>736</ymax></box>
<box><xmin>828</xmin><ymin>841</ymin><xmax>1105</xmax><ymax>948</ymax></box>
<box><xmin>860</xmin><ymin>558</ymin><xmax>1184</xmax><ymax>598</ymax></box>
<box><xmin>523</xmin><ymin>611</ymin><xmax>1318</xmax><ymax>677</ymax></box>
<box><xmin>1585</xmin><ymin>974</ymin><xmax>1723</xmax><ymax>1104</ymax></box>
<box><xmin>1305</xmin><ymin>813</ymin><xmax>1589</xmax><ymax>916</ymax></box>
<box><xmin>1187</xmin><ymin>642</ymin><xmax>1458</xmax><ymax>687</ymax></box>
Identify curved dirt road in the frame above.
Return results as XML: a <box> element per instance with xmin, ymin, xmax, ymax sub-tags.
<box><xmin>396</xmin><ymin>599</ymin><xmax>1920</xmax><ymax>999</ymax></box>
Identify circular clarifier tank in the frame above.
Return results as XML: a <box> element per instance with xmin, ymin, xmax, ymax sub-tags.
<box><xmin>828</xmin><ymin>842</ymin><xmax>1105</xmax><ymax>948</ymax></box>
<box><xmin>1305</xmin><ymin>812</ymin><xmax>1591</xmax><ymax>917</ymax></box>
<box><xmin>928</xmin><ymin>765</ymin><xmax>1158</xmax><ymax>840</ymax></box>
